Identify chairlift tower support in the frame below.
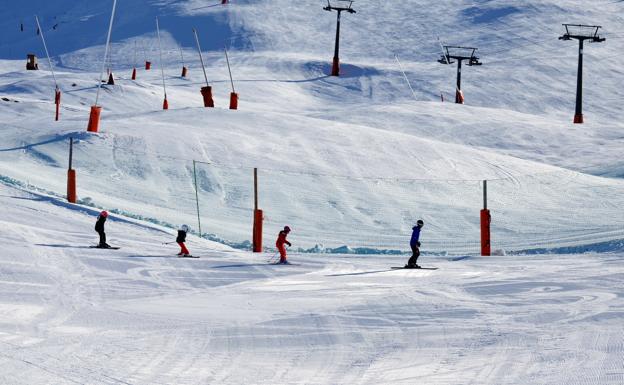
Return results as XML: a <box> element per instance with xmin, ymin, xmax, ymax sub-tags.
<box><xmin>438</xmin><ymin>46</ymin><xmax>482</xmax><ymax>104</ymax></box>
<box><xmin>559</xmin><ymin>24</ymin><xmax>605</xmax><ymax>124</ymax></box>
<box><xmin>323</xmin><ymin>0</ymin><xmax>356</xmax><ymax>76</ymax></box>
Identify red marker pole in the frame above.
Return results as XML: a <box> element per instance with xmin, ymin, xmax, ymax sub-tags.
<box><xmin>224</xmin><ymin>47</ymin><xmax>238</xmax><ymax>110</ymax></box>
<box><xmin>193</xmin><ymin>28</ymin><xmax>214</xmax><ymax>108</ymax></box>
<box><xmin>156</xmin><ymin>17</ymin><xmax>168</xmax><ymax>110</ymax></box>
<box><xmin>89</xmin><ymin>0</ymin><xmax>118</xmax><ymax>132</ymax></box>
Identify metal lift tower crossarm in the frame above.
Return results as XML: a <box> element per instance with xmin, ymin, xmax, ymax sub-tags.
<box><xmin>438</xmin><ymin>45</ymin><xmax>482</xmax><ymax>104</ymax></box>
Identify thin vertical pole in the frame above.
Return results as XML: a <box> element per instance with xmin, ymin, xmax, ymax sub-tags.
<box><xmin>254</xmin><ymin>168</ymin><xmax>258</xmax><ymax>211</ymax></box>
<box><xmin>34</xmin><ymin>15</ymin><xmax>57</xmax><ymax>88</ymax></box>
<box><xmin>575</xmin><ymin>39</ymin><xmax>584</xmax><ymax>122</ymax></box>
<box><xmin>455</xmin><ymin>60</ymin><xmax>462</xmax><ymax>103</ymax></box>
<box><xmin>224</xmin><ymin>47</ymin><xmax>235</xmax><ymax>92</ymax></box>
<box><xmin>68</xmin><ymin>137</ymin><xmax>73</xmax><ymax>170</ymax></box>
<box><xmin>394</xmin><ymin>54</ymin><xmax>416</xmax><ymax>100</ymax></box>
<box><xmin>483</xmin><ymin>180</ymin><xmax>487</xmax><ymax>209</ymax></box>
<box><xmin>193</xmin><ymin>28</ymin><xmax>210</xmax><ymax>87</ymax></box>
<box><xmin>95</xmin><ymin>0</ymin><xmax>117</xmax><ymax>106</ymax></box>
<box><xmin>193</xmin><ymin>160</ymin><xmax>202</xmax><ymax>238</ymax></box>
<box><xmin>179</xmin><ymin>46</ymin><xmax>185</xmax><ymax>68</ymax></box>
<box><xmin>156</xmin><ymin>17</ymin><xmax>167</xmax><ymax>99</ymax></box>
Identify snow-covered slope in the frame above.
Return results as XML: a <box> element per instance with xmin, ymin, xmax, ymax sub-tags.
<box><xmin>1</xmin><ymin>183</ymin><xmax>623</xmax><ymax>384</ymax></box>
<box><xmin>1</xmin><ymin>0</ymin><xmax>623</xmax><ymax>252</ymax></box>
<box><xmin>2</xmin><ymin>1</ymin><xmax>624</xmax><ymax>383</ymax></box>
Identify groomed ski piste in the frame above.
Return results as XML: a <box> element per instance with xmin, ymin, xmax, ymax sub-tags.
<box><xmin>1</xmin><ymin>0</ymin><xmax>624</xmax><ymax>384</ymax></box>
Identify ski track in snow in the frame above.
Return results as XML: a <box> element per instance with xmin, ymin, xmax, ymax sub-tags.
<box><xmin>0</xmin><ymin>184</ymin><xmax>623</xmax><ymax>384</ymax></box>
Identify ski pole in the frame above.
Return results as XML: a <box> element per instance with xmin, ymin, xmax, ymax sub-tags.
<box><xmin>162</xmin><ymin>241</ymin><xmax>177</xmax><ymax>245</ymax></box>
<box><xmin>267</xmin><ymin>251</ymin><xmax>279</xmax><ymax>263</ymax></box>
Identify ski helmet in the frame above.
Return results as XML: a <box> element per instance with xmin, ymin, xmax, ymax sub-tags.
<box><xmin>100</xmin><ymin>211</ymin><xmax>108</xmax><ymax>218</ymax></box>
<box><xmin>284</xmin><ymin>226</ymin><xmax>291</xmax><ymax>233</ymax></box>
<box><xmin>180</xmin><ymin>224</ymin><xmax>189</xmax><ymax>232</ymax></box>
<box><xmin>416</xmin><ymin>219</ymin><xmax>424</xmax><ymax>226</ymax></box>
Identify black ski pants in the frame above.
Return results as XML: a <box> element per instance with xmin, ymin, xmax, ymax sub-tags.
<box><xmin>97</xmin><ymin>230</ymin><xmax>106</xmax><ymax>246</ymax></box>
<box><xmin>407</xmin><ymin>244</ymin><xmax>420</xmax><ymax>266</ymax></box>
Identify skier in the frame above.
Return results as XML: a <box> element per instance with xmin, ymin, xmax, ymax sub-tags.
<box><xmin>405</xmin><ymin>219</ymin><xmax>424</xmax><ymax>268</ymax></box>
<box><xmin>177</xmin><ymin>224</ymin><xmax>191</xmax><ymax>257</ymax></box>
<box><xmin>276</xmin><ymin>226</ymin><xmax>292</xmax><ymax>264</ymax></box>
<box><xmin>95</xmin><ymin>211</ymin><xmax>110</xmax><ymax>248</ymax></box>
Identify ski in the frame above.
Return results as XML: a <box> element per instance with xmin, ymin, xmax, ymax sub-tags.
<box><xmin>89</xmin><ymin>246</ymin><xmax>121</xmax><ymax>250</ymax></box>
<box><xmin>391</xmin><ymin>266</ymin><xmax>438</xmax><ymax>270</ymax></box>
<box><xmin>177</xmin><ymin>255</ymin><xmax>199</xmax><ymax>258</ymax></box>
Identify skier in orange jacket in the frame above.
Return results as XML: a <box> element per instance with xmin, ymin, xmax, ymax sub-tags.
<box><xmin>276</xmin><ymin>226</ymin><xmax>292</xmax><ymax>264</ymax></box>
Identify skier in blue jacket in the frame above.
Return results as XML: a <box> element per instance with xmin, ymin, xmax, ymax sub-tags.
<box><xmin>405</xmin><ymin>219</ymin><xmax>424</xmax><ymax>268</ymax></box>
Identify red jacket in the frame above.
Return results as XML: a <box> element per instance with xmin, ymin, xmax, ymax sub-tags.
<box><xmin>276</xmin><ymin>231</ymin><xmax>291</xmax><ymax>248</ymax></box>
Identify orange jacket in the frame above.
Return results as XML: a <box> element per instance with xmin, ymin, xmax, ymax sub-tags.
<box><xmin>276</xmin><ymin>230</ymin><xmax>291</xmax><ymax>248</ymax></box>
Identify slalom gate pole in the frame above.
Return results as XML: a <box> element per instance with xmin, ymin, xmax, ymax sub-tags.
<box><xmin>193</xmin><ymin>28</ymin><xmax>214</xmax><ymax>107</ymax></box>
<box><xmin>224</xmin><ymin>47</ymin><xmax>238</xmax><ymax>110</ymax></box>
<box><xmin>156</xmin><ymin>17</ymin><xmax>168</xmax><ymax>109</ymax></box>
<box><xmin>89</xmin><ymin>0</ymin><xmax>118</xmax><ymax>133</ymax></box>
<box><xmin>35</xmin><ymin>15</ymin><xmax>61</xmax><ymax>121</ymax></box>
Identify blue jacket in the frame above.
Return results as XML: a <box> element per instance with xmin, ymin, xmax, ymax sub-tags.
<box><xmin>410</xmin><ymin>226</ymin><xmax>421</xmax><ymax>246</ymax></box>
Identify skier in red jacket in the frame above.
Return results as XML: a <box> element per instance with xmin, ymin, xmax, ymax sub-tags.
<box><xmin>276</xmin><ymin>226</ymin><xmax>292</xmax><ymax>264</ymax></box>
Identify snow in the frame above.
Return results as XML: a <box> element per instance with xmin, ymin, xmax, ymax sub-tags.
<box><xmin>1</xmin><ymin>183</ymin><xmax>623</xmax><ymax>384</ymax></box>
<box><xmin>1</xmin><ymin>0</ymin><xmax>624</xmax><ymax>383</ymax></box>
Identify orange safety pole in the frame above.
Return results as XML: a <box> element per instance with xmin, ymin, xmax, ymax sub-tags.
<box><xmin>224</xmin><ymin>47</ymin><xmax>238</xmax><ymax>110</ymax></box>
<box><xmin>67</xmin><ymin>169</ymin><xmax>77</xmax><ymax>203</ymax></box>
<box><xmin>89</xmin><ymin>0</ymin><xmax>117</xmax><ymax>133</ymax></box>
<box><xmin>156</xmin><ymin>17</ymin><xmax>169</xmax><ymax>110</ymax></box>
<box><xmin>201</xmin><ymin>86</ymin><xmax>214</xmax><ymax>107</ymax></box>
<box><xmin>193</xmin><ymin>28</ymin><xmax>215</xmax><ymax>108</ymax></box>
<box><xmin>480</xmin><ymin>180</ymin><xmax>491</xmax><ymax>256</ymax></box>
<box><xmin>87</xmin><ymin>106</ymin><xmax>102</xmax><ymax>132</ymax></box>
<box><xmin>252</xmin><ymin>168</ymin><xmax>263</xmax><ymax>252</ymax></box>
<box><xmin>67</xmin><ymin>138</ymin><xmax>77</xmax><ymax>203</ymax></box>
<box><xmin>229</xmin><ymin>92</ymin><xmax>238</xmax><ymax>110</ymax></box>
